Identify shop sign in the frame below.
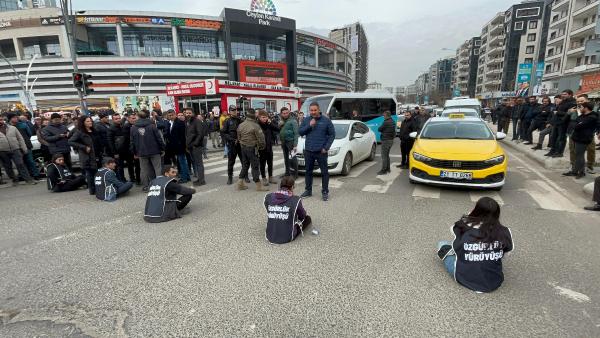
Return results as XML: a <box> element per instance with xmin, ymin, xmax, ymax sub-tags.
<box><xmin>40</xmin><ymin>17</ymin><xmax>64</xmax><ymax>25</ymax></box>
<box><xmin>316</xmin><ymin>38</ymin><xmax>336</xmax><ymax>50</ymax></box>
<box><xmin>166</xmin><ymin>81</ymin><xmax>206</xmax><ymax>96</ymax></box>
<box><xmin>0</xmin><ymin>20</ymin><xmax>11</xmax><ymax>28</ymax></box>
<box><xmin>238</xmin><ymin>60</ymin><xmax>288</xmax><ymax>86</ymax></box>
<box><xmin>76</xmin><ymin>16</ymin><xmax>119</xmax><ymax>24</ymax></box>
<box><xmin>579</xmin><ymin>72</ymin><xmax>600</xmax><ymax>94</ymax></box>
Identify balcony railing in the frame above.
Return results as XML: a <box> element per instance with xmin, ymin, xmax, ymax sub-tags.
<box><xmin>573</xmin><ymin>0</ymin><xmax>599</xmax><ymax>14</ymax></box>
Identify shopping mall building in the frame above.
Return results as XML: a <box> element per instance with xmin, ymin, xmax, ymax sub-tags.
<box><xmin>0</xmin><ymin>4</ymin><xmax>355</xmax><ymax>112</ymax></box>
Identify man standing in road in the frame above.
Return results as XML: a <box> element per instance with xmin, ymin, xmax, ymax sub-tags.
<box><xmin>130</xmin><ymin>109</ymin><xmax>165</xmax><ymax>191</ymax></box>
<box><xmin>257</xmin><ymin>109</ymin><xmax>280</xmax><ymax>186</ymax></box>
<box><xmin>222</xmin><ymin>106</ymin><xmax>243</xmax><ymax>185</ymax></box>
<box><xmin>107</xmin><ymin>113</ymin><xmax>130</xmax><ymax>182</ymax></box>
<box><xmin>186</xmin><ymin>110</ymin><xmax>208</xmax><ymax>186</ymax></box>
<box><xmin>522</xmin><ymin>96</ymin><xmax>541</xmax><ymax>145</ymax></box>
<box><xmin>123</xmin><ymin>112</ymin><xmax>141</xmax><ymax>185</ymax></box>
<box><xmin>143</xmin><ymin>165</ymin><xmax>197</xmax><ymax>223</ymax></box>
<box><xmin>511</xmin><ymin>97</ymin><xmax>525</xmax><ymax>141</ymax></box>
<box><xmin>94</xmin><ymin>112</ymin><xmax>111</xmax><ymax>158</ymax></box>
<box><xmin>0</xmin><ymin>114</ymin><xmax>36</xmax><ymax>186</ymax></box>
<box><xmin>165</xmin><ymin>109</ymin><xmax>191</xmax><ymax>183</ymax></box>
<box><xmin>279</xmin><ymin>107</ymin><xmax>299</xmax><ymax>178</ymax></box>
<box><xmin>42</xmin><ymin>113</ymin><xmax>72</xmax><ymax>169</ymax></box>
<box><xmin>299</xmin><ymin>102</ymin><xmax>335</xmax><ymax>201</ymax></box>
<box><xmin>497</xmin><ymin>99</ymin><xmax>512</xmax><ymax>134</ymax></box>
<box><xmin>237</xmin><ymin>108</ymin><xmax>267</xmax><ymax>191</ymax></box>
<box><xmin>9</xmin><ymin>113</ymin><xmax>39</xmax><ymax>180</ymax></box>
<box><xmin>563</xmin><ymin>102</ymin><xmax>598</xmax><ymax>179</ymax></box>
<box><xmin>378</xmin><ymin>110</ymin><xmax>395</xmax><ymax>175</ymax></box>
<box><xmin>397</xmin><ymin>110</ymin><xmax>418</xmax><ymax>169</ymax></box>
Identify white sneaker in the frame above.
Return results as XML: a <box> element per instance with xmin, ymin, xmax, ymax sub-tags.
<box><xmin>586</xmin><ymin>167</ymin><xmax>596</xmax><ymax>175</ymax></box>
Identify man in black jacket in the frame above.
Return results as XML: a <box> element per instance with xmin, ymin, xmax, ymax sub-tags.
<box><xmin>165</xmin><ymin>110</ymin><xmax>191</xmax><ymax>183</ymax></box>
<box><xmin>94</xmin><ymin>112</ymin><xmax>111</xmax><ymax>157</ymax></box>
<box><xmin>185</xmin><ymin>110</ymin><xmax>208</xmax><ymax>186</ymax></box>
<box><xmin>257</xmin><ymin>110</ymin><xmax>280</xmax><ymax>186</ymax></box>
<box><xmin>123</xmin><ymin>113</ymin><xmax>140</xmax><ymax>184</ymax></box>
<box><xmin>46</xmin><ymin>153</ymin><xmax>85</xmax><ymax>192</ymax></box>
<box><xmin>497</xmin><ymin>99</ymin><xmax>512</xmax><ymax>134</ymax></box>
<box><xmin>522</xmin><ymin>96</ymin><xmax>541</xmax><ymax>144</ymax></box>
<box><xmin>397</xmin><ymin>111</ymin><xmax>418</xmax><ymax>169</ymax></box>
<box><xmin>222</xmin><ymin>106</ymin><xmax>243</xmax><ymax>185</ymax></box>
<box><xmin>130</xmin><ymin>109</ymin><xmax>165</xmax><ymax>191</ymax></box>
<box><xmin>563</xmin><ymin>102</ymin><xmax>598</xmax><ymax>179</ymax></box>
<box><xmin>143</xmin><ymin>165</ymin><xmax>197</xmax><ymax>223</ymax></box>
<box><xmin>531</xmin><ymin>96</ymin><xmax>555</xmax><ymax>151</ymax></box>
<box><xmin>107</xmin><ymin>113</ymin><xmax>130</xmax><ymax>181</ymax></box>
<box><xmin>511</xmin><ymin>97</ymin><xmax>525</xmax><ymax>141</ymax></box>
<box><xmin>550</xmin><ymin>89</ymin><xmax>577</xmax><ymax>157</ymax></box>
<box><xmin>378</xmin><ymin>110</ymin><xmax>395</xmax><ymax>175</ymax></box>
<box><xmin>41</xmin><ymin>113</ymin><xmax>72</xmax><ymax>168</ymax></box>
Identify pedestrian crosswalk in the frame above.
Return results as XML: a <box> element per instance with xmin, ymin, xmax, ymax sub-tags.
<box><xmin>199</xmin><ymin>151</ymin><xmax>587</xmax><ymax>214</ymax></box>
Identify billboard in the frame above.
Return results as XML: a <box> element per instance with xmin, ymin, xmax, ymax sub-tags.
<box><xmin>110</xmin><ymin>95</ymin><xmax>174</xmax><ymax>113</ymax></box>
<box><xmin>238</xmin><ymin>60</ymin><xmax>288</xmax><ymax>86</ymax></box>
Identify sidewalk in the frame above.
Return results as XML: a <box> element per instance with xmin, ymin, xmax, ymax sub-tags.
<box><xmin>489</xmin><ymin>122</ymin><xmax>597</xmax><ymax>197</ymax></box>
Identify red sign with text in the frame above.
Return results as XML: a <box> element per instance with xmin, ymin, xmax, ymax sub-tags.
<box><xmin>238</xmin><ymin>60</ymin><xmax>288</xmax><ymax>86</ymax></box>
<box><xmin>579</xmin><ymin>72</ymin><xmax>600</xmax><ymax>94</ymax></box>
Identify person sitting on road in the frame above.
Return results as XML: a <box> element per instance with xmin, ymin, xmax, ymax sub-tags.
<box><xmin>437</xmin><ymin>197</ymin><xmax>514</xmax><ymax>293</ymax></box>
<box><xmin>264</xmin><ymin>176</ymin><xmax>312</xmax><ymax>244</ymax></box>
<box><xmin>584</xmin><ymin>176</ymin><xmax>600</xmax><ymax>212</ymax></box>
<box><xmin>95</xmin><ymin>157</ymin><xmax>134</xmax><ymax>201</ymax></box>
<box><xmin>144</xmin><ymin>165</ymin><xmax>197</xmax><ymax>223</ymax></box>
<box><xmin>46</xmin><ymin>153</ymin><xmax>86</xmax><ymax>193</ymax></box>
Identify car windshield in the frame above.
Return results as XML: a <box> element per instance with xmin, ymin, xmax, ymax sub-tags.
<box><xmin>333</xmin><ymin>123</ymin><xmax>350</xmax><ymax>139</ymax></box>
<box><xmin>420</xmin><ymin>121</ymin><xmax>494</xmax><ymax>140</ymax></box>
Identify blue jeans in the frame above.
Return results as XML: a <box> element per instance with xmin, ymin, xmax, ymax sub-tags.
<box><xmin>437</xmin><ymin>240</ymin><xmax>456</xmax><ymax>276</ymax></box>
<box><xmin>24</xmin><ymin>149</ymin><xmax>39</xmax><ymax>178</ymax></box>
<box><xmin>176</xmin><ymin>153</ymin><xmax>191</xmax><ymax>182</ymax></box>
<box><xmin>304</xmin><ymin>150</ymin><xmax>329</xmax><ymax>195</ymax></box>
<box><xmin>116</xmin><ymin>181</ymin><xmax>134</xmax><ymax>196</ymax></box>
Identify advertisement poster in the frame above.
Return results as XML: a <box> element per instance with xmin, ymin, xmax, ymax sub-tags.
<box><xmin>516</xmin><ymin>63</ymin><xmax>533</xmax><ymax>97</ymax></box>
<box><xmin>110</xmin><ymin>95</ymin><xmax>175</xmax><ymax>113</ymax></box>
<box><xmin>238</xmin><ymin>60</ymin><xmax>288</xmax><ymax>86</ymax></box>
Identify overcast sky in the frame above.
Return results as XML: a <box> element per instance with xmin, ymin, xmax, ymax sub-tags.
<box><xmin>74</xmin><ymin>0</ymin><xmax>519</xmax><ymax>87</ymax></box>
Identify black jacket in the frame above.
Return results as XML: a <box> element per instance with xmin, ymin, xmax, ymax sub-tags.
<box><xmin>222</xmin><ymin>116</ymin><xmax>242</xmax><ymax>145</ymax></box>
<box><xmin>498</xmin><ymin>105</ymin><xmax>512</xmax><ymax>120</ymax></box>
<box><xmin>556</xmin><ymin>97</ymin><xmax>577</xmax><ymax>126</ymax></box>
<box><xmin>399</xmin><ymin>117</ymin><xmax>418</xmax><ymax>140</ymax></box>
<box><xmin>41</xmin><ymin>123</ymin><xmax>71</xmax><ymax>154</ymax></box>
<box><xmin>107</xmin><ymin>122</ymin><xmax>129</xmax><ymax>156</ymax></box>
<box><xmin>46</xmin><ymin>163</ymin><xmax>77</xmax><ymax>192</ymax></box>
<box><xmin>166</xmin><ymin>119</ymin><xmax>188</xmax><ymax>154</ymax></box>
<box><xmin>186</xmin><ymin>118</ymin><xmax>208</xmax><ymax>149</ymax></box>
<box><xmin>259</xmin><ymin>120</ymin><xmax>280</xmax><ymax>152</ymax></box>
<box><xmin>523</xmin><ymin>103</ymin><xmax>541</xmax><ymax>121</ymax></box>
<box><xmin>94</xmin><ymin>121</ymin><xmax>110</xmax><ymax>156</ymax></box>
<box><xmin>130</xmin><ymin>118</ymin><xmax>165</xmax><ymax>157</ymax></box>
<box><xmin>144</xmin><ymin>181</ymin><xmax>196</xmax><ymax>223</ymax></box>
<box><xmin>571</xmin><ymin>112</ymin><xmax>598</xmax><ymax>144</ymax></box>
<box><xmin>511</xmin><ymin>104</ymin><xmax>524</xmax><ymax>119</ymax></box>
<box><xmin>378</xmin><ymin>117</ymin><xmax>396</xmax><ymax>141</ymax></box>
<box><xmin>534</xmin><ymin>104</ymin><xmax>555</xmax><ymax>124</ymax></box>
<box><xmin>69</xmin><ymin>129</ymin><xmax>100</xmax><ymax>169</ymax></box>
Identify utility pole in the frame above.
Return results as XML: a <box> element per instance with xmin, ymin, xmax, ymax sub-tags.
<box><xmin>59</xmin><ymin>0</ymin><xmax>87</xmax><ymax>113</ymax></box>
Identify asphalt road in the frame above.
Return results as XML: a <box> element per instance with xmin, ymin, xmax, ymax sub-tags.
<box><xmin>1</xmin><ymin>144</ymin><xmax>599</xmax><ymax>337</ymax></box>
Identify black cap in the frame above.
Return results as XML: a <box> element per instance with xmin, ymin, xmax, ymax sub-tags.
<box><xmin>98</xmin><ymin>112</ymin><xmax>108</xmax><ymax>119</ymax></box>
<box><xmin>5</xmin><ymin>112</ymin><xmax>17</xmax><ymax>121</ymax></box>
<box><xmin>50</xmin><ymin>113</ymin><xmax>61</xmax><ymax>120</ymax></box>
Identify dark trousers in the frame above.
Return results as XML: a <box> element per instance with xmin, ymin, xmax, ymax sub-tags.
<box><xmin>304</xmin><ymin>150</ymin><xmax>329</xmax><ymax>195</ymax></box>
<box><xmin>281</xmin><ymin>140</ymin><xmax>298</xmax><ymax>177</ymax></box>
<box><xmin>240</xmin><ymin>146</ymin><xmax>260</xmax><ymax>182</ymax></box>
<box><xmin>54</xmin><ymin>176</ymin><xmax>86</xmax><ymax>192</ymax></box>
<box><xmin>116</xmin><ymin>181</ymin><xmax>134</xmax><ymax>196</ymax></box>
<box><xmin>23</xmin><ymin>149</ymin><xmax>39</xmax><ymax>178</ymax></box>
<box><xmin>593</xmin><ymin>176</ymin><xmax>600</xmax><ymax>203</ymax></box>
<box><xmin>573</xmin><ymin>141</ymin><xmax>588</xmax><ymax>175</ymax></box>
<box><xmin>537</xmin><ymin>126</ymin><xmax>552</xmax><ymax>146</ymax></box>
<box><xmin>299</xmin><ymin>215</ymin><xmax>312</xmax><ymax>231</ymax></box>
<box><xmin>177</xmin><ymin>194</ymin><xmax>193</xmax><ymax>210</ymax></box>
<box><xmin>553</xmin><ymin>125</ymin><xmax>568</xmax><ymax>155</ymax></box>
<box><xmin>0</xmin><ymin>150</ymin><xmax>32</xmax><ymax>182</ymax></box>
<box><xmin>116</xmin><ymin>154</ymin><xmax>137</xmax><ymax>182</ymax></box>
<box><xmin>259</xmin><ymin>149</ymin><xmax>274</xmax><ymax>178</ymax></box>
<box><xmin>227</xmin><ymin>142</ymin><xmax>243</xmax><ymax>178</ymax></box>
<box><xmin>83</xmin><ymin>168</ymin><xmax>96</xmax><ymax>194</ymax></box>
<box><xmin>191</xmin><ymin>147</ymin><xmax>205</xmax><ymax>182</ymax></box>
<box><xmin>522</xmin><ymin>120</ymin><xmax>532</xmax><ymax>142</ymax></box>
<box><xmin>400</xmin><ymin>139</ymin><xmax>414</xmax><ymax>166</ymax></box>
<box><xmin>380</xmin><ymin>139</ymin><xmax>393</xmax><ymax>172</ymax></box>
<box><xmin>498</xmin><ymin>119</ymin><xmax>510</xmax><ymax>134</ymax></box>
<box><xmin>176</xmin><ymin>153</ymin><xmax>191</xmax><ymax>182</ymax></box>
<box><xmin>511</xmin><ymin>119</ymin><xmax>521</xmax><ymax>140</ymax></box>
<box><xmin>524</xmin><ymin>120</ymin><xmax>538</xmax><ymax>142</ymax></box>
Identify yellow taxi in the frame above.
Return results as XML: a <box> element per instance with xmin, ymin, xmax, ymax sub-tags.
<box><xmin>408</xmin><ymin>115</ymin><xmax>508</xmax><ymax>190</ymax></box>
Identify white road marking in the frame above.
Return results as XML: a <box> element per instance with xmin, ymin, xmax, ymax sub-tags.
<box><xmin>348</xmin><ymin>161</ymin><xmax>377</xmax><ymax>178</ymax></box>
<box><xmin>504</xmin><ymin>148</ymin><xmax>568</xmax><ymax>194</ymax></box>
<box><xmin>549</xmin><ymin>283</ymin><xmax>591</xmax><ymax>303</ymax></box>
<box><xmin>469</xmin><ymin>191</ymin><xmax>504</xmax><ymax>205</ymax></box>
<box><xmin>198</xmin><ymin>188</ymin><xmax>219</xmax><ymax>195</ymax></box>
<box><xmin>362</xmin><ymin>163</ymin><xmax>402</xmax><ymax>194</ymax></box>
<box><xmin>219</xmin><ymin>159</ymin><xmax>286</xmax><ymax>177</ymax></box>
<box><xmin>412</xmin><ymin>184</ymin><xmax>441</xmax><ymax>199</ymax></box>
<box><xmin>526</xmin><ymin>180</ymin><xmax>583</xmax><ymax>213</ymax></box>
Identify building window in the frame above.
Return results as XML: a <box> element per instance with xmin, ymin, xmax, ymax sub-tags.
<box><xmin>525</xmin><ymin>46</ymin><xmax>534</xmax><ymax>54</ymax></box>
<box><xmin>0</xmin><ymin>39</ymin><xmax>16</xmax><ymax>59</ymax></box>
<box><xmin>524</xmin><ymin>58</ymin><xmax>533</xmax><ymax>64</ymax></box>
<box><xmin>122</xmin><ymin>27</ymin><xmax>174</xmax><ymax>57</ymax></box>
<box><xmin>529</xmin><ymin>21</ymin><xmax>538</xmax><ymax>29</ymax></box>
<box><xmin>84</xmin><ymin>27</ymin><xmax>118</xmax><ymax>55</ymax></box>
<box><xmin>21</xmin><ymin>36</ymin><xmax>61</xmax><ymax>59</ymax></box>
<box><xmin>576</xmin><ymin>57</ymin><xmax>582</xmax><ymax>67</ymax></box>
<box><xmin>474</xmin><ymin>49</ymin><xmax>479</xmax><ymax>55</ymax></box>
<box><xmin>297</xmin><ymin>41</ymin><xmax>316</xmax><ymax>67</ymax></box>
<box><xmin>514</xmin><ymin>21</ymin><xmax>524</xmax><ymax>31</ymax></box>
<box><xmin>515</xmin><ymin>7</ymin><xmax>540</xmax><ymax>18</ymax></box>
<box><xmin>527</xmin><ymin>33</ymin><xmax>536</xmax><ymax>42</ymax></box>
<box><xmin>179</xmin><ymin>29</ymin><xmax>224</xmax><ymax>59</ymax></box>
<box><xmin>0</xmin><ymin>0</ymin><xmax>18</xmax><ymax>11</ymax></box>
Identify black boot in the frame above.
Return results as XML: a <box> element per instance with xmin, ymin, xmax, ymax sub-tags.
<box><xmin>531</xmin><ymin>144</ymin><xmax>542</xmax><ymax>150</ymax></box>
<box><xmin>227</xmin><ymin>176</ymin><xmax>233</xmax><ymax>185</ymax></box>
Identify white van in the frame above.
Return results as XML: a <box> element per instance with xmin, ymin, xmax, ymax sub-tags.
<box><xmin>299</xmin><ymin>92</ymin><xmax>399</xmax><ymax>142</ymax></box>
<box><xmin>444</xmin><ymin>97</ymin><xmax>482</xmax><ymax>117</ymax></box>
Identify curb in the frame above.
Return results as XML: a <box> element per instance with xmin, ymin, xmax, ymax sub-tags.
<box><xmin>499</xmin><ymin>139</ymin><xmax>571</xmax><ymax>170</ymax></box>
<box><xmin>584</xmin><ymin>182</ymin><xmax>594</xmax><ymax>197</ymax></box>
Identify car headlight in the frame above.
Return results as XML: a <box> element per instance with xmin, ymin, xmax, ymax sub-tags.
<box><xmin>413</xmin><ymin>152</ymin><xmax>432</xmax><ymax>162</ymax></box>
<box><xmin>328</xmin><ymin>147</ymin><xmax>340</xmax><ymax>157</ymax></box>
<box><xmin>484</xmin><ymin>155</ymin><xmax>505</xmax><ymax>164</ymax></box>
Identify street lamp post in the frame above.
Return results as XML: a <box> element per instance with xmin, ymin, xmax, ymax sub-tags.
<box><xmin>123</xmin><ymin>69</ymin><xmax>145</xmax><ymax>95</ymax></box>
<box><xmin>0</xmin><ymin>52</ymin><xmax>32</xmax><ymax>111</ymax></box>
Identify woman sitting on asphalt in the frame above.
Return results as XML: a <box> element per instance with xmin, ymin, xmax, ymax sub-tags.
<box><xmin>437</xmin><ymin>197</ymin><xmax>514</xmax><ymax>293</ymax></box>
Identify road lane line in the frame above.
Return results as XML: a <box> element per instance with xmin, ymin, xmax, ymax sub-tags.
<box><xmin>469</xmin><ymin>191</ymin><xmax>504</xmax><ymax>205</ymax></box>
<box><xmin>348</xmin><ymin>161</ymin><xmax>377</xmax><ymax>178</ymax></box>
<box><xmin>504</xmin><ymin>147</ymin><xmax>568</xmax><ymax>194</ymax></box>
<box><xmin>219</xmin><ymin>159</ymin><xmax>286</xmax><ymax>177</ymax></box>
<box><xmin>362</xmin><ymin>163</ymin><xmax>402</xmax><ymax>194</ymax></box>
<box><xmin>412</xmin><ymin>184</ymin><xmax>441</xmax><ymax>199</ymax></box>
<box><xmin>526</xmin><ymin>180</ymin><xmax>583</xmax><ymax>213</ymax></box>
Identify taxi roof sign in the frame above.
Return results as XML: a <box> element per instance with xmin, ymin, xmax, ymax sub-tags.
<box><xmin>448</xmin><ymin>113</ymin><xmax>465</xmax><ymax>119</ymax></box>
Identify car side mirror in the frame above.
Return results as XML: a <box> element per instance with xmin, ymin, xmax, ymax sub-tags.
<box><xmin>353</xmin><ymin>133</ymin><xmax>364</xmax><ymax>139</ymax></box>
<box><xmin>496</xmin><ymin>132</ymin><xmax>507</xmax><ymax>140</ymax></box>
<box><xmin>409</xmin><ymin>132</ymin><xmax>418</xmax><ymax>139</ymax></box>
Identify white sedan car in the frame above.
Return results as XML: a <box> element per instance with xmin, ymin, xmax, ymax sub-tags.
<box><xmin>297</xmin><ymin>120</ymin><xmax>377</xmax><ymax>176</ymax></box>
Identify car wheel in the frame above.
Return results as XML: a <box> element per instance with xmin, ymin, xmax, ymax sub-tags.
<box><xmin>367</xmin><ymin>144</ymin><xmax>376</xmax><ymax>161</ymax></box>
<box><xmin>341</xmin><ymin>153</ymin><xmax>352</xmax><ymax>176</ymax></box>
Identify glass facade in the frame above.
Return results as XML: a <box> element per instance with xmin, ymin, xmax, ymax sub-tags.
<box><xmin>0</xmin><ymin>39</ymin><xmax>16</xmax><ymax>59</ymax></box>
<box><xmin>179</xmin><ymin>29</ymin><xmax>224</xmax><ymax>59</ymax></box>
<box><xmin>0</xmin><ymin>0</ymin><xmax>18</xmax><ymax>12</ymax></box>
<box><xmin>318</xmin><ymin>46</ymin><xmax>334</xmax><ymax>70</ymax></box>
<box><xmin>22</xmin><ymin>36</ymin><xmax>61</xmax><ymax>59</ymax></box>
<box><xmin>122</xmin><ymin>27</ymin><xmax>173</xmax><ymax>57</ymax></box>
<box><xmin>85</xmin><ymin>27</ymin><xmax>118</xmax><ymax>55</ymax></box>
<box><xmin>231</xmin><ymin>35</ymin><xmax>287</xmax><ymax>63</ymax></box>
<box><xmin>297</xmin><ymin>41</ymin><xmax>315</xmax><ymax>67</ymax></box>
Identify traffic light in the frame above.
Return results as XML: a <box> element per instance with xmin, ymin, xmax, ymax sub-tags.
<box><xmin>83</xmin><ymin>74</ymin><xmax>94</xmax><ymax>96</ymax></box>
<box><xmin>72</xmin><ymin>72</ymin><xmax>83</xmax><ymax>90</ymax></box>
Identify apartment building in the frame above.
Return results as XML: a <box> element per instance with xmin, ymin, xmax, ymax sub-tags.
<box><xmin>330</xmin><ymin>22</ymin><xmax>369</xmax><ymax>91</ymax></box>
<box><xmin>476</xmin><ymin>12</ymin><xmax>506</xmax><ymax>97</ymax></box>
<box><xmin>452</xmin><ymin>37</ymin><xmax>481</xmax><ymax>97</ymax></box>
<box><xmin>543</xmin><ymin>0</ymin><xmax>600</xmax><ymax>95</ymax></box>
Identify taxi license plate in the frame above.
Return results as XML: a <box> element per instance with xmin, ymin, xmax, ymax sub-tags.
<box><xmin>440</xmin><ymin>171</ymin><xmax>472</xmax><ymax>180</ymax></box>
<box><xmin>298</xmin><ymin>159</ymin><xmax>305</xmax><ymax>166</ymax></box>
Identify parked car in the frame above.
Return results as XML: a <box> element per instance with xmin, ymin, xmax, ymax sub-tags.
<box><xmin>296</xmin><ymin>120</ymin><xmax>377</xmax><ymax>176</ymax></box>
